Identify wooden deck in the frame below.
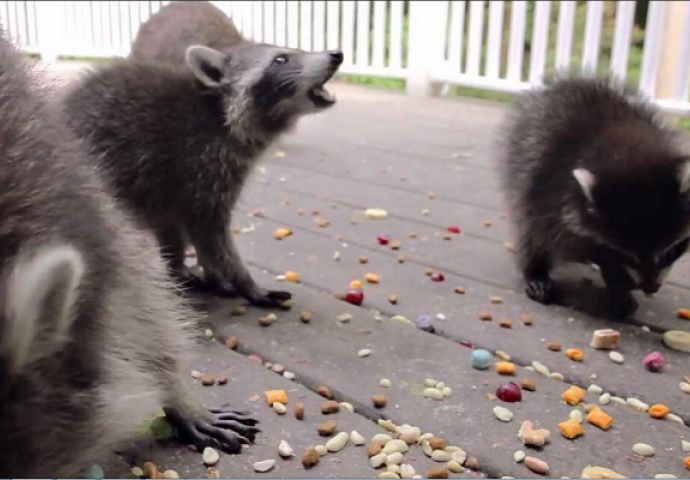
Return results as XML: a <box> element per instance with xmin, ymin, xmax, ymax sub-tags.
<box><xmin>49</xmin><ymin>67</ymin><xmax>690</xmax><ymax>479</ymax></box>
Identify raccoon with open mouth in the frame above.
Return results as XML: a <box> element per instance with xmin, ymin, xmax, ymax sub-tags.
<box><xmin>501</xmin><ymin>75</ymin><xmax>690</xmax><ymax>318</ymax></box>
<box><xmin>62</xmin><ymin>40</ymin><xmax>343</xmax><ymax>308</ymax></box>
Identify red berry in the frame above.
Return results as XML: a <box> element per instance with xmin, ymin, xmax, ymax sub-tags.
<box><xmin>431</xmin><ymin>272</ymin><xmax>445</xmax><ymax>282</ymax></box>
<box><xmin>377</xmin><ymin>235</ymin><xmax>390</xmax><ymax>245</ymax></box>
<box><xmin>447</xmin><ymin>226</ymin><xmax>461</xmax><ymax>234</ymax></box>
<box><xmin>643</xmin><ymin>351</ymin><xmax>665</xmax><ymax>372</ymax></box>
<box><xmin>496</xmin><ymin>382</ymin><xmax>522</xmax><ymax>402</ymax></box>
<box><xmin>344</xmin><ymin>289</ymin><xmax>364</xmax><ymax>306</ymax></box>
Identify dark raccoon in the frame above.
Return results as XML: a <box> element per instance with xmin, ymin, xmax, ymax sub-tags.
<box><xmin>501</xmin><ymin>75</ymin><xmax>690</xmax><ymax>318</ymax></box>
<box><xmin>62</xmin><ymin>41</ymin><xmax>343</xmax><ymax>307</ymax></box>
<box><xmin>0</xmin><ymin>34</ymin><xmax>257</xmax><ymax>477</ymax></box>
<box><xmin>130</xmin><ymin>1</ymin><xmax>244</xmax><ymax>69</ymax></box>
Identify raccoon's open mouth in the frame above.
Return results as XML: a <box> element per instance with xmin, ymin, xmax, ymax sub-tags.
<box><xmin>308</xmin><ymin>75</ymin><xmax>336</xmax><ymax>108</ymax></box>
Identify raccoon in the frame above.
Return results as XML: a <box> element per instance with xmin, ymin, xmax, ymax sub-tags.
<box><xmin>130</xmin><ymin>1</ymin><xmax>244</xmax><ymax>69</ymax></box>
<box><xmin>501</xmin><ymin>76</ymin><xmax>690</xmax><ymax>318</ymax></box>
<box><xmin>0</xmin><ymin>35</ymin><xmax>257</xmax><ymax>477</ymax></box>
<box><xmin>62</xmin><ymin>41</ymin><xmax>343</xmax><ymax>307</ymax></box>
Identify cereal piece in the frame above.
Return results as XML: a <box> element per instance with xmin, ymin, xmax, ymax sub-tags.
<box><xmin>390</xmin><ymin>240</ymin><xmax>401</xmax><ymax>250</ymax></box>
<box><xmin>499</xmin><ymin>319</ymin><xmax>513</xmax><ymax>329</ymax></box>
<box><xmin>365</xmin><ymin>273</ymin><xmax>380</xmax><ymax>284</ymax></box>
<box><xmin>284</xmin><ymin>270</ymin><xmax>299</xmax><ymax>283</ymax></box>
<box><xmin>350</xmin><ymin>279</ymin><xmax>363</xmax><ymax>289</ymax></box>
<box><xmin>496</xmin><ymin>350</ymin><xmax>511</xmax><ymax>361</ymax></box>
<box><xmin>225</xmin><ymin>336</ymin><xmax>238</xmax><ymax>350</ymax></box>
<box><xmin>302</xmin><ymin>449</ymin><xmax>320</xmax><ymax>469</ymax></box>
<box><xmin>677</xmin><ymin>308</ymin><xmax>690</xmax><ymax>319</ymax></box>
<box><xmin>495</xmin><ymin>361</ymin><xmax>517</xmax><ymax>375</ymax></box>
<box><xmin>558</xmin><ymin>419</ymin><xmax>584</xmax><ymax>439</ymax></box>
<box><xmin>294</xmin><ymin>403</ymin><xmax>304</xmax><ymax>420</ymax></box>
<box><xmin>359</xmin><ymin>256</ymin><xmax>369</xmax><ymax>264</ymax></box>
<box><xmin>590</xmin><ymin>329</ymin><xmax>620</xmax><ymax>349</ymax></box>
<box><xmin>317</xmin><ymin>419</ymin><xmax>338</xmax><ymax>437</ymax></box>
<box><xmin>649</xmin><ymin>404</ymin><xmax>670</xmax><ymax>419</ymax></box>
<box><xmin>561</xmin><ymin>386</ymin><xmax>586</xmax><ymax>406</ymax></box>
<box><xmin>479</xmin><ymin>311</ymin><xmax>492</xmax><ymax>321</ymax></box>
<box><xmin>300</xmin><ymin>311</ymin><xmax>312</xmax><ymax>324</ymax></box>
<box><xmin>581</xmin><ymin>466</ymin><xmax>626</xmax><ymax>479</ymax></box>
<box><xmin>546</xmin><ymin>342</ymin><xmax>562</xmax><ymax>351</ymax></box>
<box><xmin>372</xmin><ymin>394</ymin><xmax>387</xmax><ymax>408</ymax></box>
<box><xmin>490</xmin><ymin>296</ymin><xmax>503</xmax><ymax>304</ymax></box>
<box><xmin>521</xmin><ymin>378</ymin><xmax>537</xmax><ymax>391</ymax></box>
<box><xmin>322</xmin><ymin>400</ymin><xmax>340</xmax><ymax>414</ymax></box>
<box><xmin>428</xmin><ymin>437</ymin><xmax>447</xmax><ymax>451</ymax></box>
<box><xmin>368</xmin><ymin>441</ymin><xmax>385</xmax><ymax>457</ymax></box>
<box><xmin>274</xmin><ymin>228</ymin><xmax>292</xmax><ymax>240</ymax></box>
<box><xmin>265</xmin><ymin>389</ymin><xmax>288</xmax><ymax>405</ymax></box>
<box><xmin>428</xmin><ymin>467</ymin><xmax>449</xmax><ymax>479</ymax></box>
<box><xmin>365</xmin><ymin>208</ymin><xmax>388</xmax><ymax>219</ymax></box>
<box><xmin>387</xmin><ymin>294</ymin><xmax>399</xmax><ymax>305</ymax></box>
<box><xmin>586</xmin><ymin>408</ymin><xmax>614</xmax><ymax>430</ymax></box>
<box><xmin>565</xmin><ymin>348</ymin><xmax>584</xmax><ymax>361</ymax></box>
<box><xmin>521</xmin><ymin>314</ymin><xmax>533</xmax><ymax>325</ymax></box>
<box><xmin>454</xmin><ymin>287</ymin><xmax>466</xmax><ymax>294</ymax></box>
<box><xmin>317</xmin><ymin>385</ymin><xmax>334</xmax><ymax>399</ymax></box>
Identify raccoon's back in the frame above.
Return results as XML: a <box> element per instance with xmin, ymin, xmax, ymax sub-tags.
<box><xmin>130</xmin><ymin>1</ymin><xmax>244</xmax><ymax>69</ymax></box>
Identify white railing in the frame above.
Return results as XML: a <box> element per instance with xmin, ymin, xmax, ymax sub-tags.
<box><xmin>1</xmin><ymin>1</ymin><xmax>689</xmax><ymax>113</ymax></box>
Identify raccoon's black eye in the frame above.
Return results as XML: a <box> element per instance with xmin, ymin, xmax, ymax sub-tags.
<box><xmin>273</xmin><ymin>55</ymin><xmax>289</xmax><ymax>65</ymax></box>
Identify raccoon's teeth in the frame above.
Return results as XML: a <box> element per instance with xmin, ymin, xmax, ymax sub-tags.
<box><xmin>312</xmin><ymin>85</ymin><xmax>335</xmax><ymax>103</ymax></box>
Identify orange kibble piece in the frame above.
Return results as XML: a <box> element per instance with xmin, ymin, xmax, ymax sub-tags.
<box><xmin>586</xmin><ymin>407</ymin><xmax>613</xmax><ymax>430</ymax></box>
<box><xmin>649</xmin><ymin>404</ymin><xmax>670</xmax><ymax>419</ymax></box>
<box><xmin>350</xmin><ymin>280</ymin><xmax>363</xmax><ymax>289</ymax></box>
<box><xmin>265</xmin><ymin>389</ymin><xmax>289</xmax><ymax>406</ymax></box>
<box><xmin>365</xmin><ymin>273</ymin><xmax>380</xmax><ymax>284</ymax></box>
<box><xmin>565</xmin><ymin>348</ymin><xmax>584</xmax><ymax>362</ymax></box>
<box><xmin>678</xmin><ymin>309</ymin><xmax>690</xmax><ymax>320</ymax></box>
<box><xmin>561</xmin><ymin>386</ymin><xmax>586</xmax><ymax>406</ymax></box>
<box><xmin>685</xmin><ymin>457</ymin><xmax>690</xmax><ymax>471</ymax></box>
<box><xmin>495</xmin><ymin>361</ymin><xmax>517</xmax><ymax>375</ymax></box>
<box><xmin>284</xmin><ymin>271</ymin><xmax>300</xmax><ymax>283</ymax></box>
<box><xmin>557</xmin><ymin>418</ymin><xmax>584</xmax><ymax>439</ymax></box>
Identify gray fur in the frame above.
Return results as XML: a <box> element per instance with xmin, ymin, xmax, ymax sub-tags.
<box><xmin>130</xmin><ymin>1</ymin><xmax>244</xmax><ymax>70</ymax></box>
<box><xmin>0</xmin><ymin>34</ymin><xmax>255</xmax><ymax>477</ymax></box>
<box><xmin>62</xmin><ymin>35</ymin><xmax>342</xmax><ymax>307</ymax></box>
<box><xmin>500</xmin><ymin>75</ymin><xmax>690</xmax><ymax>317</ymax></box>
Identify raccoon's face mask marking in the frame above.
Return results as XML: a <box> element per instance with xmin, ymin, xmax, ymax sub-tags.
<box><xmin>572</xmin><ymin>162</ymin><xmax>690</xmax><ymax>293</ymax></box>
<box><xmin>185</xmin><ymin>44</ymin><xmax>343</xmax><ymax>135</ymax></box>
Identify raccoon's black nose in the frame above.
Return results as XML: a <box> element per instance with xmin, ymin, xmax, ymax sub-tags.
<box><xmin>642</xmin><ymin>283</ymin><xmax>661</xmax><ymax>295</ymax></box>
<box><xmin>329</xmin><ymin>50</ymin><xmax>344</xmax><ymax>65</ymax></box>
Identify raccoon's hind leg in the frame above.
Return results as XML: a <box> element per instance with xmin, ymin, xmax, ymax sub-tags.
<box><xmin>521</xmin><ymin>248</ymin><xmax>556</xmax><ymax>305</ymax></box>
<box><xmin>155</xmin><ymin>222</ymin><xmax>189</xmax><ymax>279</ymax></box>
<box><xmin>188</xmin><ymin>213</ymin><xmax>291</xmax><ymax>307</ymax></box>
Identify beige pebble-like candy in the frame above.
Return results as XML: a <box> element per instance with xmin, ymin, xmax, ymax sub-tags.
<box><xmin>278</xmin><ymin>440</ymin><xmax>294</xmax><ymax>458</ymax></box>
<box><xmin>400</xmin><ymin>464</ymin><xmax>416</xmax><ymax>479</ymax></box>
<box><xmin>423</xmin><ymin>388</ymin><xmax>444</xmax><ymax>400</ymax></box>
<box><xmin>350</xmin><ymin>431</ymin><xmax>365</xmax><ymax>446</ymax></box>
<box><xmin>599</xmin><ymin>393</ymin><xmax>611</xmax><ymax>405</ymax></box>
<box><xmin>207</xmin><ymin>467</ymin><xmax>220</xmax><ymax>479</ymax></box>
<box><xmin>372</xmin><ymin>433</ymin><xmax>393</xmax><ymax>444</ymax></box>
<box><xmin>513</xmin><ymin>450</ymin><xmax>526</xmax><ymax>463</ymax></box>
<box><xmin>588</xmin><ymin>384</ymin><xmax>603</xmax><ymax>395</ymax></box>
<box><xmin>591</xmin><ymin>329</ymin><xmax>620</xmax><ymax>349</ymax></box>
<box><xmin>340</xmin><ymin>402</ymin><xmax>355</xmax><ymax>413</ymax></box>
<box><xmin>680</xmin><ymin>382</ymin><xmax>690</xmax><ymax>394</ymax></box>
<box><xmin>163</xmin><ymin>470</ymin><xmax>179</xmax><ymax>479</ymax></box>
<box><xmin>383</xmin><ymin>440</ymin><xmax>410</xmax><ymax>455</ymax></box>
<box><xmin>253</xmin><ymin>460</ymin><xmax>275</xmax><ymax>473</ymax></box>
<box><xmin>683</xmin><ymin>440</ymin><xmax>690</xmax><ymax>452</ymax></box>
<box><xmin>365</xmin><ymin>208</ymin><xmax>388</xmax><ymax>219</ymax></box>
<box><xmin>570</xmin><ymin>409</ymin><xmax>584</xmax><ymax>423</ymax></box>
<box><xmin>632</xmin><ymin>443</ymin><xmax>655</xmax><ymax>457</ymax></box>
<box><xmin>532</xmin><ymin>361</ymin><xmax>550</xmax><ymax>376</ymax></box>
<box><xmin>326</xmin><ymin>432</ymin><xmax>350</xmax><ymax>452</ymax></box>
<box><xmin>377</xmin><ymin>473</ymin><xmax>400</xmax><ymax>480</ymax></box>
<box><xmin>626</xmin><ymin>397</ymin><xmax>649</xmax><ymax>412</ymax></box>
<box><xmin>202</xmin><ymin>447</ymin><xmax>219</xmax><ymax>466</ymax></box>
<box><xmin>447</xmin><ymin>461</ymin><xmax>464</xmax><ymax>473</ymax></box>
<box><xmin>272</xmin><ymin>402</ymin><xmax>287</xmax><ymax>415</ymax></box>
<box><xmin>431</xmin><ymin>450</ymin><xmax>451</xmax><ymax>462</ymax></box>
<box><xmin>609</xmin><ymin>351</ymin><xmax>624</xmax><ymax>364</ymax></box>
<box><xmin>387</xmin><ymin>464</ymin><xmax>401</xmax><ymax>475</ymax></box>
<box><xmin>450</xmin><ymin>449</ymin><xmax>467</xmax><ymax>465</ymax></box>
<box><xmin>132</xmin><ymin>467</ymin><xmax>144</xmax><ymax>478</ymax></box>
<box><xmin>494</xmin><ymin>406</ymin><xmax>514</xmax><ymax>422</ymax></box>
<box><xmin>581</xmin><ymin>466</ymin><xmax>626</xmax><ymax>479</ymax></box>
<box><xmin>386</xmin><ymin>452</ymin><xmax>405</xmax><ymax>465</ymax></box>
<box><xmin>370</xmin><ymin>452</ymin><xmax>387</xmax><ymax>468</ymax></box>
<box><xmin>380</xmin><ymin>378</ymin><xmax>392</xmax><ymax>388</ymax></box>
<box><xmin>442</xmin><ymin>387</ymin><xmax>452</xmax><ymax>397</ymax></box>
<box><xmin>358</xmin><ymin>349</ymin><xmax>372</xmax><ymax>358</ymax></box>
<box><xmin>654</xmin><ymin>475</ymin><xmax>677</xmax><ymax>479</ymax></box>
<box><xmin>524</xmin><ymin>457</ymin><xmax>549</xmax><ymax>475</ymax></box>
<box><xmin>315</xmin><ymin>445</ymin><xmax>328</xmax><ymax>456</ymax></box>
<box><xmin>425</xmin><ymin>378</ymin><xmax>438</xmax><ymax>387</ymax></box>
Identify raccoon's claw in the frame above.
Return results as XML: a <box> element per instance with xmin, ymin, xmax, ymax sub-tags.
<box><xmin>246</xmin><ymin>289</ymin><xmax>292</xmax><ymax>308</ymax></box>
<box><xmin>609</xmin><ymin>291</ymin><xmax>639</xmax><ymax>318</ymax></box>
<box><xmin>167</xmin><ymin>407</ymin><xmax>259</xmax><ymax>454</ymax></box>
<box><xmin>525</xmin><ymin>277</ymin><xmax>556</xmax><ymax>304</ymax></box>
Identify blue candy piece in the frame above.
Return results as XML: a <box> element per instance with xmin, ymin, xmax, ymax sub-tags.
<box><xmin>416</xmin><ymin>314</ymin><xmax>434</xmax><ymax>332</ymax></box>
<box><xmin>471</xmin><ymin>349</ymin><xmax>493</xmax><ymax>370</ymax></box>
<box><xmin>87</xmin><ymin>463</ymin><xmax>105</xmax><ymax>479</ymax></box>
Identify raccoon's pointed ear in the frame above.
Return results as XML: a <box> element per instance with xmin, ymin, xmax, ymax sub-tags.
<box><xmin>573</xmin><ymin>168</ymin><xmax>596</xmax><ymax>203</ymax></box>
<box><xmin>1</xmin><ymin>245</ymin><xmax>85</xmax><ymax>374</ymax></box>
<box><xmin>185</xmin><ymin>45</ymin><xmax>228</xmax><ymax>88</ymax></box>
<box><xmin>678</xmin><ymin>160</ymin><xmax>690</xmax><ymax>194</ymax></box>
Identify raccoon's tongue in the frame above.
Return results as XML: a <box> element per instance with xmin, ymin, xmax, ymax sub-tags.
<box><xmin>310</xmin><ymin>85</ymin><xmax>335</xmax><ymax>104</ymax></box>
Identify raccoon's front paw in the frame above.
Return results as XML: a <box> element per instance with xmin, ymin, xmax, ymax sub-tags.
<box><xmin>167</xmin><ymin>407</ymin><xmax>260</xmax><ymax>454</ymax></box>
<box><xmin>608</xmin><ymin>291</ymin><xmax>638</xmax><ymax>319</ymax></box>
<box><xmin>245</xmin><ymin>288</ymin><xmax>292</xmax><ymax>308</ymax></box>
<box><xmin>525</xmin><ymin>277</ymin><xmax>556</xmax><ymax>304</ymax></box>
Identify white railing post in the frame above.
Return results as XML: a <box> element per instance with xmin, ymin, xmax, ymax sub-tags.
<box><xmin>35</xmin><ymin>1</ymin><xmax>65</xmax><ymax>64</ymax></box>
<box><xmin>655</xmin><ymin>1</ymin><xmax>690</xmax><ymax>100</ymax></box>
<box><xmin>406</xmin><ymin>1</ymin><xmax>447</xmax><ymax>96</ymax></box>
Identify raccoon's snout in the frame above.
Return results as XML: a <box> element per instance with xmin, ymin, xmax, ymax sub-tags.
<box><xmin>642</xmin><ymin>283</ymin><xmax>660</xmax><ymax>295</ymax></box>
<box><xmin>307</xmin><ymin>50</ymin><xmax>342</xmax><ymax>108</ymax></box>
<box><xmin>328</xmin><ymin>50</ymin><xmax>344</xmax><ymax>66</ymax></box>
